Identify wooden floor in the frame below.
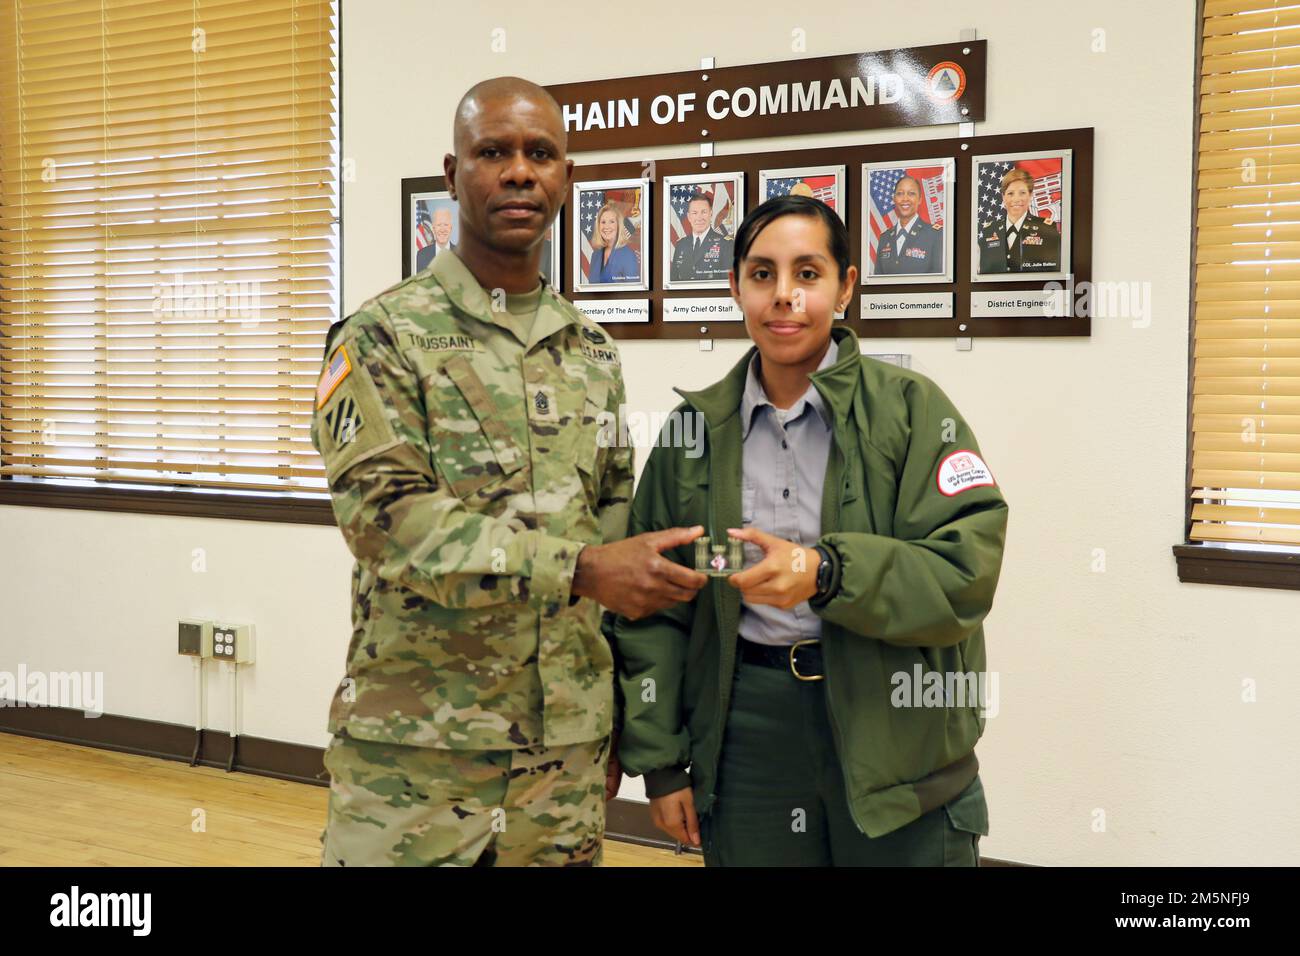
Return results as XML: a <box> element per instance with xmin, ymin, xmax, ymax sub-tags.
<box><xmin>0</xmin><ymin>733</ymin><xmax>700</xmax><ymax>867</ymax></box>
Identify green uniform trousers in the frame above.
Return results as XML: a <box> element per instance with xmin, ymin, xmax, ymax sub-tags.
<box><xmin>320</xmin><ymin>733</ymin><xmax>610</xmax><ymax>866</ymax></box>
<box><xmin>701</xmin><ymin>659</ymin><xmax>988</xmax><ymax>867</ymax></box>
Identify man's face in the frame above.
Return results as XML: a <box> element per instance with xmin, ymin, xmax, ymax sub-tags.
<box><xmin>1003</xmin><ymin>181</ymin><xmax>1031</xmax><ymax>222</ymax></box>
<box><xmin>893</xmin><ymin>178</ymin><xmax>920</xmax><ymax>222</ymax></box>
<box><xmin>446</xmin><ymin>93</ymin><xmax>573</xmax><ymax>254</ymax></box>
<box><xmin>687</xmin><ymin>198</ymin><xmax>711</xmax><ymax>235</ymax></box>
<box><xmin>433</xmin><ymin>210</ymin><xmax>453</xmax><ymax>245</ymax></box>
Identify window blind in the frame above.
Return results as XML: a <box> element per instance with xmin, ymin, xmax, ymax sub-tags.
<box><xmin>0</xmin><ymin>0</ymin><xmax>337</xmax><ymax>493</ymax></box>
<box><xmin>1192</xmin><ymin>0</ymin><xmax>1300</xmax><ymax>546</ymax></box>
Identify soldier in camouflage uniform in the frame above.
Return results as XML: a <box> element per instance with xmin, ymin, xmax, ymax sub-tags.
<box><xmin>311</xmin><ymin>77</ymin><xmax>708</xmax><ymax>866</ymax></box>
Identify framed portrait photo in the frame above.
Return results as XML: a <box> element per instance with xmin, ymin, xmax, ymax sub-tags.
<box><xmin>970</xmin><ymin>148</ymin><xmax>1072</xmax><ymax>283</ymax></box>
<box><xmin>573</xmin><ymin>177</ymin><xmax>650</xmax><ymax>293</ymax></box>
<box><xmin>759</xmin><ymin>164</ymin><xmax>846</xmax><ymax>220</ymax></box>
<box><xmin>410</xmin><ymin>190</ymin><xmax>459</xmax><ymax>276</ymax></box>
<box><xmin>540</xmin><ymin>217</ymin><xmax>561</xmax><ymax>291</ymax></box>
<box><xmin>861</xmin><ymin>159</ymin><xmax>955</xmax><ymax>286</ymax></box>
<box><xmin>662</xmin><ymin>172</ymin><xmax>744</xmax><ymax>291</ymax></box>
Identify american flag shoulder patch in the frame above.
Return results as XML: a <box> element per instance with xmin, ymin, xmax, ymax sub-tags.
<box><xmin>316</xmin><ymin>344</ymin><xmax>352</xmax><ymax>409</ymax></box>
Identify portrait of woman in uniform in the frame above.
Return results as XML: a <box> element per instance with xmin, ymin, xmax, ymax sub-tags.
<box><xmin>971</xmin><ymin>149</ymin><xmax>1072</xmax><ymax>282</ymax></box>
<box><xmin>861</xmin><ymin>158</ymin><xmax>954</xmax><ymax>285</ymax></box>
<box><xmin>572</xmin><ymin>177</ymin><xmax>650</xmax><ymax>293</ymax></box>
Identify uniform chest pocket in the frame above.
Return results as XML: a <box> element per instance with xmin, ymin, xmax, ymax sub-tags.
<box><xmin>741</xmin><ymin>477</ymin><xmax>757</xmax><ymax>524</ymax></box>
<box><xmin>429</xmin><ymin>354</ymin><xmax>525</xmax><ymax>499</ymax></box>
<box><xmin>575</xmin><ymin>379</ymin><xmax>610</xmax><ymax>478</ymax></box>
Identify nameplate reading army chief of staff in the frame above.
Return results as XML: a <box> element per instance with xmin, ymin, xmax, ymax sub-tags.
<box><xmin>311</xmin><ymin>77</ymin><xmax>709</xmax><ymax>867</ymax></box>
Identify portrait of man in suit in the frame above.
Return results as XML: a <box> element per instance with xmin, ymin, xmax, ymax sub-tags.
<box><xmin>415</xmin><ymin>206</ymin><xmax>457</xmax><ymax>272</ymax></box>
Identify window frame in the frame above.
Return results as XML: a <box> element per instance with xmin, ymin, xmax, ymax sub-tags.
<box><xmin>0</xmin><ymin>0</ymin><xmax>343</xmax><ymax>527</ymax></box>
<box><xmin>1174</xmin><ymin>0</ymin><xmax>1300</xmax><ymax>590</ymax></box>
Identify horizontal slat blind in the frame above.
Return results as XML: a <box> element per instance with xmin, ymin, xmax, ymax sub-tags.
<box><xmin>0</xmin><ymin>0</ymin><xmax>337</xmax><ymax>492</ymax></box>
<box><xmin>1193</xmin><ymin>0</ymin><xmax>1300</xmax><ymax>546</ymax></box>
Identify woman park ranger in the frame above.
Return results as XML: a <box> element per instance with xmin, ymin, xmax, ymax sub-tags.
<box><xmin>612</xmin><ymin>195</ymin><xmax>1009</xmax><ymax>866</ymax></box>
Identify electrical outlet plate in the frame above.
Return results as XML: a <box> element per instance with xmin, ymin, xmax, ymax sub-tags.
<box><xmin>178</xmin><ymin>619</ymin><xmax>212</xmax><ymax>657</ymax></box>
<box><xmin>212</xmin><ymin>623</ymin><xmax>254</xmax><ymax>664</ymax></box>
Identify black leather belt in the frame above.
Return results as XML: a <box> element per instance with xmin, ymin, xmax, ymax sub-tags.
<box><xmin>739</xmin><ymin>638</ymin><xmax>825</xmax><ymax>681</ymax></box>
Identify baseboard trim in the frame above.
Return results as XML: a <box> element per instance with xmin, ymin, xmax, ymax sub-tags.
<box><xmin>0</xmin><ymin>702</ymin><xmax>1022</xmax><ymax>864</ymax></box>
<box><xmin>0</xmin><ymin>702</ymin><xmax>659</xmax><ymax>847</ymax></box>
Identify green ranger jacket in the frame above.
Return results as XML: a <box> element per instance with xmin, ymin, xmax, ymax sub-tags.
<box><xmin>613</xmin><ymin>326</ymin><xmax>1009</xmax><ymax>837</ymax></box>
<box><xmin>311</xmin><ymin>250</ymin><xmax>633</xmax><ymax>751</ymax></box>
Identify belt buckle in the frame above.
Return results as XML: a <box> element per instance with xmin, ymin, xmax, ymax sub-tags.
<box><xmin>789</xmin><ymin>639</ymin><xmax>823</xmax><ymax>682</ymax></box>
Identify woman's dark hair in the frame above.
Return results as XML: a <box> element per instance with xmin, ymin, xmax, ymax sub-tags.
<box><xmin>731</xmin><ymin>194</ymin><xmax>851</xmax><ymax>281</ymax></box>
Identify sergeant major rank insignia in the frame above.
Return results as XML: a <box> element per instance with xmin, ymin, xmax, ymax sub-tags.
<box><xmin>531</xmin><ymin>384</ymin><xmax>558</xmax><ymax>422</ymax></box>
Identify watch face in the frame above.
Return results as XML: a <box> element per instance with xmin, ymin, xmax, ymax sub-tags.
<box><xmin>816</xmin><ymin>551</ymin><xmax>830</xmax><ymax>590</ymax></box>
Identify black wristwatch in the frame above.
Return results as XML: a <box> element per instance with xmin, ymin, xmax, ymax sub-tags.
<box><xmin>813</xmin><ymin>544</ymin><xmax>835</xmax><ymax>599</ymax></box>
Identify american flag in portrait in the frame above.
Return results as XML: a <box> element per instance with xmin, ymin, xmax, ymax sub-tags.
<box><xmin>578</xmin><ymin>187</ymin><xmax>642</xmax><ymax>280</ymax></box>
<box><xmin>866</xmin><ymin>165</ymin><xmax>947</xmax><ymax>264</ymax></box>
<box><xmin>764</xmin><ymin>174</ymin><xmax>840</xmax><ymax>213</ymax></box>
<box><xmin>668</xmin><ymin>180</ymin><xmax>737</xmax><ymax>249</ymax></box>
<box><xmin>976</xmin><ymin>158</ymin><xmax>1064</xmax><ymax>231</ymax></box>
<box><xmin>414</xmin><ymin>201</ymin><xmax>434</xmax><ymax>249</ymax></box>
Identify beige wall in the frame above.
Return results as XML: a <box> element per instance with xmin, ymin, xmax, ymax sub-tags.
<box><xmin>2</xmin><ymin>0</ymin><xmax>1296</xmax><ymax>864</ymax></box>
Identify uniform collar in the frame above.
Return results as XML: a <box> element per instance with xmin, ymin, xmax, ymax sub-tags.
<box><xmin>431</xmin><ymin>247</ymin><xmax>579</xmax><ymax>348</ymax></box>
<box><xmin>676</xmin><ymin>325</ymin><xmax>862</xmax><ymax>431</ymax></box>
<box><xmin>740</xmin><ymin>341</ymin><xmax>835</xmax><ymax>439</ymax></box>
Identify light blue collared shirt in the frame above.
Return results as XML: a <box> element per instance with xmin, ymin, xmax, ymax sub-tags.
<box><xmin>737</xmin><ymin>343</ymin><xmax>836</xmax><ymax>647</ymax></box>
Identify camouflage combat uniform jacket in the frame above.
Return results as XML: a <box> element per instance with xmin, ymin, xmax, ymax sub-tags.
<box><xmin>311</xmin><ymin>250</ymin><xmax>633</xmax><ymax>752</ymax></box>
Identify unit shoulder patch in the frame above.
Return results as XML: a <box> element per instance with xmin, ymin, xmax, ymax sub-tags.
<box><xmin>936</xmin><ymin>450</ymin><xmax>996</xmax><ymax>497</ymax></box>
<box><xmin>315</xmin><ymin>358</ymin><xmax>402</xmax><ymax>483</ymax></box>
